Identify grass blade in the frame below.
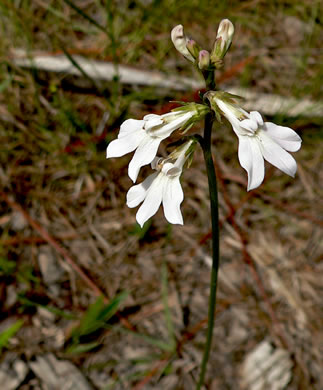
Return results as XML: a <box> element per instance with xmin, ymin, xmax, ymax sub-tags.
<box><xmin>62</xmin><ymin>0</ymin><xmax>107</xmax><ymax>33</ymax></box>
<box><xmin>0</xmin><ymin>320</ymin><xmax>24</xmax><ymax>353</ymax></box>
<box><xmin>161</xmin><ymin>263</ymin><xmax>176</xmax><ymax>350</ymax></box>
<box><xmin>61</xmin><ymin>47</ymin><xmax>100</xmax><ymax>91</ymax></box>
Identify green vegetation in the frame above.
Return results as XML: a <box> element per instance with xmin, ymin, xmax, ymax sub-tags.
<box><xmin>0</xmin><ymin>320</ymin><xmax>24</xmax><ymax>354</ymax></box>
<box><xmin>0</xmin><ymin>1</ymin><xmax>321</xmax><ymax>388</ymax></box>
<box><xmin>66</xmin><ymin>293</ymin><xmax>128</xmax><ymax>354</ymax></box>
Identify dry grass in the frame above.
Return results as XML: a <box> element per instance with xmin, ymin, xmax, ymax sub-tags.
<box><xmin>0</xmin><ymin>1</ymin><xmax>322</xmax><ymax>389</ymax></box>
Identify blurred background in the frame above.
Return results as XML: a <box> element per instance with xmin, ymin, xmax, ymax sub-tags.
<box><xmin>0</xmin><ymin>1</ymin><xmax>322</xmax><ymax>389</ymax></box>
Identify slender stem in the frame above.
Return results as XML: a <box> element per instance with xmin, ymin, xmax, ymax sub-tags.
<box><xmin>195</xmin><ymin>70</ymin><xmax>220</xmax><ymax>389</ymax></box>
<box><xmin>202</xmin><ymin>69</ymin><xmax>216</xmax><ymax>90</ymax></box>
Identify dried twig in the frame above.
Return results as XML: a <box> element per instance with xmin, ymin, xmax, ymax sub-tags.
<box><xmin>0</xmin><ymin>191</ymin><xmax>134</xmax><ymax>330</ymax></box>
<box><xmin>11</xmin><ymin>49</ymin><xmax>323</xmax><ymax>117</ymax></box>
<box><xmin>212</xmin><ymin>162</ymin><xmax>290</xmax><ymax>348</ymax></box>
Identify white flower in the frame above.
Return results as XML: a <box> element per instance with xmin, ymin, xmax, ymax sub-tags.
<box><xmin>126</xmin><ymin>140</ymin><xmax>194</xmax><ymax>227</ymax></box>
<box><xmin>171</xmin><ymin>25</ymin><xmax>195</xmax><ymax>62</ymax></box>
<box><xmin>106</xmin><ymin>104</ymin><xmax>208</xmax><ymax>182</ymax></box>
<box><xmin>215</xmin><ymin>98</ymin><xmax>302</xmax><ymax>191</ymax></box>
<box><xmin>211</xmin><ymin>19</ymin><xmax>234</xmax><ymax>61</ymax></box>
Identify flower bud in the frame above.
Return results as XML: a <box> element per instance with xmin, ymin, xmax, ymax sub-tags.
<box><xmin>211</xmin><ymin>19</ymin><xmax>234</xmax><ymax>64</ymax></box>
<box><xmin>171</xmin><ymin>25</ymin><xmax>195</xmax><ymax>62</ymax></box>
<box><xmin>186</xmin><ymin>39</ymin><xmax>200</xmax><ymax>60</ymax></box>
<box><xmin>198</xmin><ymin>50</ymin><xmax>210</xmax><ymax>70</ymax></box>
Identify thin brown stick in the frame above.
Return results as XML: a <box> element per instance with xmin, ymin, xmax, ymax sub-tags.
<box><xmin>129</xmin><ymin>299</ymin><xmax>231</xmax><ymax>389</ymax></box>
<box><xmin>131</xmin><ymin>357</ymin><xmax>170</xmax><ymax>390</ymax></box>
<box><xmin>0</xmin><ymin>191</ymin><xmax>134</xmax><ymax>330</ymax></box>
<box><xmin>0</xmin><ymin>232</ymin><xmax>78</xmax><ymax>246</ymax></box>
<box><xmin>212</xmin><ymin>163</ymin><xmax>289</xmax><ymax>348</ymax></box>
<box><xmin>218</xmin><ymin>169</ymin><xmax>322</xmax><ymax>227</ymax></box>
<box><xmin>258</xmin><ymin>192</ymin><xmax>323</xmax><ymax>227</ymax></box>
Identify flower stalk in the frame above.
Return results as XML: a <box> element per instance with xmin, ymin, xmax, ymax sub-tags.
<box><xmin>106</xmin><ymin>20</ymin><xmax>302</xmax><ymax>389</ymax></box>
<box><xmin>195</xmin><ymin>72</ymin><xmax>220</xmax><ymax>390</ymax></box>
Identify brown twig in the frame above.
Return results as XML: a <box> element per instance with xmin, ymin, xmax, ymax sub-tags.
<box><xmin>131</xmin><ymin>357</ymin><xmax>170</xmax><ymax>390</ymax></box>
<box><xmin>218</xmin><ymin>167</ymin><xmax>322</xmax><ymax>227</ymax></box>
<box><xmin>130</xmin><ymin>300</ymin><xmax>231</xmax><ymax>389</ymax></box>
<box><xmin>216</xmin><ymin>166</ymin><xmax>315</xmax><ymax>383</ymax></box>
<box><xmin>0</xmin><ymin>191</ymin><xmax>134</xmax><ymax>330</ymax></box>
<box><xmin>0</xmin><ymin>232</ymin><xmax>78</xmax><ymax>246</ymax></box>
<box><xmin>212</xmin><ymin>162</ymin><xmax>289</xmax><ymax>348</ymax></box>
<box><xmin>257</xmin><ymin>192</ymin><xmax>323</xmax><ymax>227</ymax></box>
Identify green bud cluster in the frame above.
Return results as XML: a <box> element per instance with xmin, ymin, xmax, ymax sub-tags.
<box><xmin>171</xmin><ymin>19</ymin><xmax>235</xmax><ymax>71</ymax></box>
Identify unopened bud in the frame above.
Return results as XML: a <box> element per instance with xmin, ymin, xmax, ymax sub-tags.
<box><xmin>186</xmin><ymin>39</ymin><xmax>200</xmax><ymax>60</ymax></box>
<box><xmin>171</xmin><ymin>25</ymin><xmax>195</xmax><ymax>62</ymax></box>
<box><xmin>198</xmin><ymin>50</ymin><xmax>210</xmax><ymax>70</ymax></box>
<box><xmin>211</xmin><ymin>19</ymin><xmax>234</xmax><ymax>64</ymax></box>
<box><xmin>216</xmin><ymin>19</ymin><xmax>234</xmax><ymax>52</ymax></box>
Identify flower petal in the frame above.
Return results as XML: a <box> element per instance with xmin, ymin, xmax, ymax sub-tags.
<box><xmin>215</xmin><ymin>99</ymin><xmax>245</xmax><ymax>136</ymax></box>
<box><xmin>128</xmin><ymin>137</ymin><xmax>160</xmax><ymax>182</ymax></box>
<box><xmin>151</xmin><ymin>111</ymin><xmax>192</xmax><ymax>139</ymax></box>
<box><xmin>106</xmin><ymin>119</ymin><xmax>144</xmax><ymax>158</ymax></box>
<box><xmin>238</xmin><ymin>136</ymin><xmax>265</xmax><ymax>191</ymax></box>
<box><xmin>263</xmin><ymin>122</ymin><xmax>302</xmax><ymax>152</ymax></box>
<box><xmin>258</xmin><ymin>131</ymin><xmax>297</xmax><ymax>177</ymax></box>
<box><xmin>250</xmin><ymin>111</ymin><xmax>263</xmax><ymax>125</ymax></box>
<box><xmin>240</xmin><ymin>118</ymin><xmax>258</xmax><ymax>132</ymax></box>
<box><xmin>171</xmin><ymin>25</ymin><xmax>195</xmax><ymax>62</ymax></box>
<box><xmin>143</xmin><ymin>114</ymin><xmax>160</xmax><ymax>121</ymax></box>
<box><xmin>162</xmin><ymin>177</ymin><xmax>184</xmax><ymax>225</ymax></box>
<box><xmin>151</xmin><ymin>156</ymin><xmax>162</xmax><ymax>170</ymax></box>
<box><xmin>106</xmin><ymin>132</ymin><xmax>144</xmax><ymax>158</ymax></box>
<box><xmin>126</xmin><ymin>172</ymin><xmax>158</xmax><ymax>208</ymax></box>
<box><xmin>144</xmin><ymin>117</ymin><xmax>164</xmax><ymax>131</ymax></box>
<box><xmin>118</xmin><ymin>119</ymin><xmax>144</xmax><ymax>138</ymax></box>
<box><xmin>136</xmin><ymin>175</ymin><xmax>164</xmax><ymax>227</ymax></box>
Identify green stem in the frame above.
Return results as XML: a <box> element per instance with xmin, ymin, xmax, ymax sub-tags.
<box><xmin>195</xmin><ymin>86</ymin><xmax>220</xmax><ymax>389</ymax></box>
<box><xmin>202</xmin><ymin>69</ymin><xmax>216</xmax><ymax>90</ymax></box>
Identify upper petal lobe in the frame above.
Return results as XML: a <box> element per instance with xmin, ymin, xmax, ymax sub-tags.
<box><xmin>106</xmin><ymin>119</ymin><xmax>145</xmax><ymax>158</ymax></box>
<box><xmin>258</xmin><ymin>131</ymin><xmax>297</xmax><ymax>177</ymax></box>
<box><xmin>263</xmin><ymin>122</ymin><xmax>302</xmax><ymax>152</ymax></box>
<box><xmin>128</xmin><ymin>136</ymin><xmax>161</xmax><ymax>182</ymax></box>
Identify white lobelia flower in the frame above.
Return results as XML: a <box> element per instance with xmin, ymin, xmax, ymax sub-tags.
<box><xmin>211</xmin><ymin>19</ymin><xmax>235</xmax><ymax>63</ymax></box>
<box><xmin>171</xmin><ymin>25</ymin><xmax>195</xmax><ymax>62</ymax></box>
<box><xmin>211</xmin><ymin>93</ymin><xmax>302</xmax><ymax>191</ymax></box>
<box><xmin>126</xmin><ymin>140</ymin><xmax>195</xmax><ymax>227</ymax></box>
<box><xmin>106</xmin><ymin>104</ymin><xmax>208</xmax><ymax>183</ymax></box>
